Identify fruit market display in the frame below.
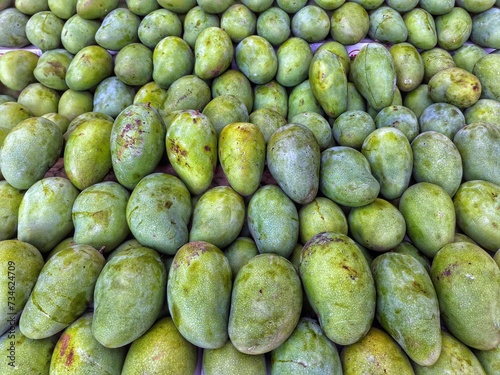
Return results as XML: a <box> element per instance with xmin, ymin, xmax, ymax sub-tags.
<box><xmin>0</xmin><ymin>0</ymin><xmax>500</xmax><ymax>373</ymax></box>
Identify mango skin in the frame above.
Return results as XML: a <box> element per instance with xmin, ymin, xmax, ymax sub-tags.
<box><xmin>0</xmin><ymin>49</ymin><xmax>38</xmax><ymax>92</ymax></box>
<box><xmin>0</xmin><ymin>240</ymin><xmax>44</xmax><ymax>336</ymax></box>
<box><xmin>464</xmin><ymin>99</ymin><xmax>500</xmax><ymax>126</ymax></box>
<box><xmin>436</xmin><ymin>7</ymin><xmax>472</xmax><ymax>51</ymax></box>
<box><xmin>399</xmin><ymin>182</ymin><xmax>456</xmax><ymax>258</ymax></box>
<box><xmin>235</xmin><ymin>35</ymin><xmax>278</xmax><ymax>84</ymax></box>
<box><xmin>390</xmin><ymin>42</ymin><xmax>424</xmax><ymax>93</ymax></box>
<box><xmin>224</xmin><ymin>237</ymin><xmax>259</xmax><ymax>279</ymax></box>
<box><xmin>138</xmin><ymin>9</ymin><xmax>182</xmax><ymax>49</ymax></box>
<box><xmin>17</xmin><ymin>177</ymin><xmax>79</xmax><ymax>254</ymax></box>
<box><xmin>94</xmin><ymin>8</ymin><xmax>140</xmax><ymax>51</ymax></box>
<box><xmin>121</xmin><ymin>317</ymin><xmax>198</xmax><ymax>375</ymax></box>
<box><xmin>403</xmin><ymin>8</ymin><xmax>437</xmax><ymax>50</ymax></box>
<box><xmin>212</xmin><ymin>69</ymin><xmax>254</xmax><ymax>113</ymax></box>
<box><xmin>110</xmin><ymin>103</ymin><xmax>166</xmax><ymax>190</ymax></box>
<box><xmin>76</xmin><ymin>0</ymin><xmax>119</xmax><ymax>19</ymax></box>
<box><xmin>351</xmin><ymin>43</ymin><xmax>396</xmax><ymax>111</ymax></box>
<box><xmin>371</xmin><ymin>253</ymin><xmax>441</xmax><ymax>366</ymax></box>
<box><xmin>271</xmin><ymin>317</ymin><xmax>342</xmax><ymax>375</ymax></box>
<box><xmin>247</xmin><ymin>185</ymin><xmax>299</xmax><ymax>258</ymax></box>
<box><xmin>64</xmin><ymin>118</ymin><xmax>113</xmax><ymax>191</ymax></box>
<box><xmin>19</xmin><ymin>244</ymin><xmax>105</xmax><ymax>339</ymax></box>
<box><xmin>92</xmin><ymin>246</ymin><xmax>166</xmax><ymax>348</ymax></box>
<box><xmin>473</xmin><ymin>54</ymin><xmax>500</xmax><ymax>102</ymax></box>
<box><xmin>218</xmin><ymin>122</ymin><xmax>265</xmax><ymax>196</ymax></box>
<box><xmin>300</xmin><ymin>232</ymin><xmax>376</xmax><ymax>346</ymax></box>
<box><xmin>0</xmin><ymin>325</ymin><xmax>57</xmax><ymax>374</ymax></box>
<box><xmin>287</xmin><ymin>79</ymin><xmax>324</xmax><ymax>121</ymax></box>
<box><xmin>276</xmin><ymin>36</ymin><xmax>312</xmax><ymax>88</ymax></box>
<box><xmin>203</xmin><ymin>339</ymin><xmax>266</xmax><ymax>375</ymax></box>
<box><xmin>403</xmin><ymin>84</ymin><xmax>434</xmax><ymax>119</ymax></box>
<box><xmin>341</xmin><ymin>327</ymin><xmax>415</xmax><ymax>375</ymax></box>
<box><xmin>253</xmin><ymin>80</ymin><xmax>288</xmax><ymax>119</ymax></box>
<box><xmin>50</xmin><ymin>312</ymin><xmax>127</xmax><ymax>375</ymax></box>
<box><xmin>65</xmin><ymin>45</ymin><xmax>113</xmax><ymax>91</ymax></box>
<box><xmin>419</xmin><ymin>102</ymin><xmax>465</xmax><ymax>140</ymax></box>
<box><xmin>361</xmin><ymin>127</ymin><xmax>413</xmax><ymax>200</ymax></box>
<box><xmin>453</xmin><ymin>122</ymin><xmax>500</xmax><ymax>186</ymax></box>
<box><xmin>375</xmin><ymin>105</ymin><xmax>419</xmax><ymax>142</ymax></box>
<box><xmin>453</xmin><ymin>180</ymin><xmax>500</xmax><ymax>252</ymax></box>
<box><xmin>428</xmin><ymin>67</ymin><xmax>481</xmax><ymax>109</ymax></box>
<box><xmin>471</xmin><ymin>7</ymin><xmax>500</xmax><ymax>49</ymax></box>
<box><xmin>0</xmin><ymin>8</ymin><xmax>30</xmax><ymax>48</ymax></box>
<box><xmin>195</xmin><ymin>27</ymin><xmax>233</xmax><ymax>80</ymax></box>
<box><xmin>152</xmin><ymin>36</ymin><xmax>194</xmax><ymax>89</ymax></box>
<box><xmin>167</xmin><ymin>241</ymin><xmax>232</xmax><ymax>349</ymax></box>
<box><xmin>432</xmin><ymin>241</ymin><xmax>500</xmax><ymax>350</ymax></box>
<box><xmin>0</xmin><ymin>117</ymin><xmax>63</xmax><ymax>190</ymax></box>
<box><xmin>126</xmin><ymin>173</ymin><xmax>191</xmax><ymax>255</ymax></box>
<box><xmin>60</xmin><ymin>14</ymin><xmax>100</xmax><ymax>54</ymax></box>
<box><xmin>0</xmin><ymin>181</ymin><xmax>24</xmax><ymax>241</ymax></box>
<box><xmin>474</xmin><ymin>345</ymin><xmax>500</xmax><ymax>375</ymax></box>
<box><xmin>228</xmin><ymin>253</ymin><xmax>302</xmax><ymax>355</ymax></box>
<box><xmin>453</xmin><ymin>44</ymin><xmax>488</xmax><ymax>74</ymax></box>
<box><xmin>421</xmin><ymin>48</ymin><xmax>456</xmax><ymax>82</ymax></box>
<box><xmin>93</xmin><ymin>76</ymin><xmax>135</xmax><ymax>119</ymax></box>
<box><xmin>202</xmin><ymin>95</ymin><xmax>249</xmax><ymax>136</ymax></box>
<box><xmin>368</xmin><ymin>6</ymin><xmax>408</xmax><ymax>44</ymax></box>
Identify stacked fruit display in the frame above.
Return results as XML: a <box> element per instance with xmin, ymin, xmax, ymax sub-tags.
<box><xmin>0</xmin><ymin>0</ymin><xmax>499</xmax><ymax>374</ymax></box>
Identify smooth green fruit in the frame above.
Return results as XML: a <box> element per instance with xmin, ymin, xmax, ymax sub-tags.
<box><xmin>0</xmin><ymin>182</ymin><xmax>24</xmax><ymax>241</ymax></box>
<box><xmin>291</xmin><ymin>5</ymin><xmax>330</xmax><ymax>43</ymax></box>
<box><xmin>0</xmin><ymin>50</ymin><xmax>38</xmax><ymax>92</ymax></box>
<box><xmin>65</xmin><ymin>45</ymin><xmax>113</xmax><ymax>91</ymax></box>
<box><xmin>428</xmin><ymin>67</ymin><xmax>481</xmax><ymax>109</ymax></box>
<box><xmin>25</xmin><ymin>10</ymin><xmax>64</xmax><ymax>51</ymax></box>
<box><xmin>474</xmin><ymin>345</ymin><xmax>500</xmax><ymax>375</ymax></box>
<box><xmin>212</xmin><ymin>69</ymin><xmax>254</xmax><ymax>113</ymax></box>
<box><xmin>160</xmin><ymin>75</ymin><xmax>211</xmax><ymax>117</ymax></box>
<box><xmin>421</xmin><ymin>48</ymin><xmax>456</xmax><ymax>82</ymax></box>
<box><xmin>0</xmin><ymin>8</ymin><xmax>29</xmax><ymax>47</ymax></box>
<box><xmin>419</xmin><ymin>102</ymin><xmax>465</xmax><ymax>139</ymax></box>
<box><xmin>375</xmin><ymin>105</ymin><xmax>419</xmax><ymax>142</ymax></box>
<box><xmin>390</xmin><ymin>42</ymin><xmax>424</xmax><ymax>93</ymax></box>
<box><xmin>203</xmin><ymin>339</ymin><xmax>266</xmax><ymax>375</ymax></box>
<box><xmin>256</xmin><ymin>7</ymin><xmax>290</xmax><ymax>46</ymax></box>
<box><xmin>436</xmin><ymin>7</ymin><xmax>472</xmax><ymax>51</ymax></box>
<box><xmin>114</xmin><ymin>43</ymin><xmax>153</xmax><ymax>87</ymax></box>
<box><xmin>0</xmin><ymin>102</ymin><xmax>32</xmax><ymax>131</ymax></box>
<box><xmin>76</xmin><ymin>0</ymin><xmax>118</xmax><ymax>19</ymax></box>
<box><xmin>220</xmin><ymin>4</ymin><xmax>256</xmax><ymax>43</ymax></box>
<box><xmin>33</xmin><ymin>49</ymin><xmax>72</xmax><ymax>91</ymax></box>
<box><xmin>473</xmin><ymin>54</ymin><xmax>500</xmax><ymax>101</ymax></box>
<box><xmin>276</xmin><ymin>37</ymin><xmax>312</xmax><ymax>88</ymax></box>
<box><xmin>138</xmin><ymin>9</ymin><xmax>182</xmax><ymax>48</ymax></box>
<box><xmin>152</xmin><ymin>36</ymin><xmax>194</xmax><ymax>89</ymax></box>
<box><xmin>290</xmin><ymin>111</ymin><xmax>333</xmax><ymax>150</ymax></box>
<box><xmin>133</xmin><ymin>81</ymin><xmax>167</xmax><ymax>111</ymax></box>
<box><xmin>253</xmin><ymin>80</ymin><xmax>288</xmax><ymax>118</ymax></box>
<box><xmin>203</xmin><ymin>95</ymin><xmax>249</xmax><ymax>136</ymax></box>
<box><xmin>330</xmin><ymin>2</ymin><xmax>369</xmax><ymax>45</ymax></box>
<box><xmin>224</xmin><ymin>237</ymin><xmax>259</xmax><ymax>279</ymax></box>
<box><xmin>332</xmin><ymin>110</ymin><xmax>375</xmax><ymax>150</ymax></box>
<box><xmin>453</xmin><ymin>44</ymin><xmax>488</xmax><ymax>73</ymax></box>
<box><xmin>248</xmin><ymin>108</ymin><xmax>287</xmax><ymax>143</ymax></box>
<box><xmin>403</xmin><ymin>84</ymin><xmax>435</xmax><ymax>118</ymax></box>
<box><xmin>58</xmin><ymin>89</ymin><xmax>93</xmax><ymax>122</ymax></box>
<box><xmin>235</xmin><ymin>35</ymin><xmax>278</xmax><ymax>84</ymax></box>
<box><xmin>471</xmin><ymin>7</ymin><xmax>500</xmax><ymax>49</ymax></box>
<box><xmin>93</xmin><ymin>76</ymin><xmax>135</xmax><ymax>118</ymax></box>
<box><xmin>419</xmin><ymin>0</ymin><xmax>454</xmax><ymax>15</ymax></box>
<box><xmin>64</xmin><ymin>111</ymin><xmax>113</xmax><ymax>141</ymax></box>
<box><xmin>60</xmin><ymin>14</ymin><xmax>100</xmax><ymax>54</ymax></box>
<box><xmin>464</xmin><ymin>99</ymin><xmax>500</xmax><ymax>125</ymax></box>
<box><xmin>182</xmin><ymin>5</ymin><xmax>220</xmax><ymax>48</ymax></box>
<box><xmin>299</xmin><ymin>197</ymin><xmax>348</xmax><ymax>244</ymax></box>
<box><xmin>368</xmin><ymin>6</ymin><xmax>407</xmax><ymax>44</ymax></box>
<box><xmin>17</xmin><ymin>83</ymin><xmax>60</xmax><ymax>117</ymax></box>
<box><xmin>194</xmin><ymin>27</ymin><xmax>233</xmax><ymax>80</ymax></box>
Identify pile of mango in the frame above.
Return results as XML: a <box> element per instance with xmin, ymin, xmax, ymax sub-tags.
<box><xmin>0</xmin><ymin>0</ymin><xmax>499</xmax><ymax>373</ymax></box>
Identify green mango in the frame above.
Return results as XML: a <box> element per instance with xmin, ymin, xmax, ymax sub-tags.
<box><xmin>121</xmin><ymin>317</ymin><xmax>198</xmax><ymax>375</ymax></box>
<box><xmin>126</xmin><ymin>0</ymin><xmax>159</xmax><ymax>15</ymax></box>
<box><xmin>332</xmin><ymin>110</ymin><xmax>374</xmax><ymax>150</ymax></box>
<box><xmin>114</xmin><ymin>43</ymin><xmax>152</xmax><ymax>87</ymax></box>
<box><xmin>368</xmin><ymin>6</ymin><xmax>408</xmax><ymax>44</ymax></box>
<box><xmin>0</xmin><ymin>102</ymin><xmax>32</xmax><ymax>131</ymax></box>
<box><xmin>471</xmin><ymin>7</ymin><xmax>500</xmax><ymax>49</ymax></box>
<box><xmin>475</xmin><ymin>345</ymin><xmax>500</xmax><ymax>375</ymax></box>
<box><xmin>133</xmin><ymin>81</ymin><xmax>167</xmax><ymax>111</ymax></box>
<box><xmin>435</xmin><ymin>7</ymin><xmax>472</xmax><ymax>51</ymax></box>
<box><xmin>0</xmin><ymin>50</ymin><xmax>38</xmax><ymax>92</ymax></box>
<box><xmin>300</xmin><ymin>232</ymin><xmax>375</xmax><ymax>345</ymax></box>
<box><xmin>25</xmin><ymin>10</ymin><xmax>64</xmax><ymax>51</ymax></box>
<box><xmin>152</xmin><ymin>36</ymin><xmax>194</xmax><ymax>90</ymax></box>
<box><xmin>50</xmin><ymin>312</ymin><xmax>126</xmax><ymax>374</ymax></box>
<box><xmin>320</xmin><ymin>146</ymin><xmax>380</xmax><ymax>207</ymax></box>
<box><xmin>0</xmin><ymin>182</ymin><xmax>24</xmax><ymax>241</ymax></box>
<box><xmin>399</xmin><ymin>182</ymin><xmax>456</xmax><ymax>258</ymax></box>
<box><xmin>291</xmin><ymin>5</ymin><xmax>330</xmax><ymax>43</ymax></box>
<box><xmin>419</xmin><ymin>0</ymin><xmax>454</xmax><ymax>14</ymax></box>
<box><xmin>361</xmin><ymin>127</ymin><xmax>413</xmax><ymax>200</ymax></box>
<box><xmin>0</xmin><ymin>240</ymin><xmax>43</xmax><ymax>335</ymax></box>
<box><xmin>194</xmin><ymin>26</ymin><xmax>233</xmax><ymax>80</ymax></box>
<box><xmin>348</xmin><ymin>0</ymin><xmax>384</xmax><ymax>9</ymax></box>
<box><xmin>220</xmin><ymin>3</ymin><xmax>256</xmax><ymax>44</ymax></box>
<box><xmin>64</xmin><ymin>111</ymin><xmax>113</xmax><ymax>141</ymax></box>
<box><xmin>464</xmin><ymin>99</ymin><xmax>500</xmax><ymax>125</ymax></box>
<box><xmin>271</xmin><ymin>317</ymin><xmax>342</xmax><ymax>374</ymax></box>
<box><xmin>391</xmin><ymin>240</ymin><xmax>431</xmax><ymax>274</ymax></box>
<box><xmin>60</xmin><ymin>14</ymin><xmax>100</xmax><ymax>54</ymax></box>
<box><xmin>309</xmin><ymin>48</ymin><xmax>347</xmax><ymax>119</ymax></box>
<box><xmin>0</xmin><ymin>116</ymin><xmax>62</xmax><ymax>190</ymax></box>
<box><xmin>457</xmin><ymin>0</ymin><xmax>496</xmax><ymax>12</ymax></box>
<box><xmin>289</xmin><ymin>111</ymin><xmax>333</xmax><ymax>150</ymax></box>
<box><xmin>341</xmin><ymin>327</ymin><xmax>415</xmax><ymax>375</ymax></box>
<box><xmin>160</xmin><ymin>75</ymin><xmax>211</xmax><ymax>117</ymax></box>
<box><xmin>276</xmin><ymin>36</ymin><xmax>312</xmax><ymax>88</ymax></box>
<box><xmin>202</xmin><ymin>95</ymin><xmax>249</xmax><ymax>136</ymax></box>
<box><xmin>411</xmin><ymin>131</ymin><xmax>463</xmax><ymax>197</ymax></box>
<box><xmin>224</xmin><ymin>237</ymin><xmax>259</xmax><ymax>279</ymax></box>
<box><xmin>65</xmin><ymin>45</ymin><xmax>113</xmax><ymax>91</ymax></box>
<box><xmin>351</xmin><ymin>43</ymin><xmax>396</xmax><ymax>111</ymax></box>
<box><xmin>419</xmin><ymin>102</ymin><xmax>465</xmax><ymax>140</ymax></box>
<box><xmin>17</xmin><ymin>83</ymin><xmax>60</xmax><ymax>117</ymax></box>
<box><xmin>256</xmin><ymin>7</ymin><xmax>290</xmax><ymax>46</ymax></box>
<box><xmin>138</xmin><ymin>9</ymin><xmax>182</xmax><ymax>49</ymax></box>
<box><xmin>248</xmin><ymin>108</ymin><xmax>287</xmax><ymax>143</ymax></box>
<box><xmin>348</xmin><ymin>198</ymin><xmax>406</xmax><ymax>252</ymax></box>
<box><xmin>76</xmin><ymin>0</ymin><xmax>119</xmax><ymax>19</ymax></box>
<box><xmin>473</xmin><ymin>54</ymin><xmax>500</xmax><ymax>101</ymax></box>
<box><xmin>403</xmin><ymin>83</ymin><xmax>434</xmax><ymax>119</ymax></box>
<box><xmin>182</xmin><ymin>5</ymin><xmax>220</xmax><ymax>48</ymax></box>
<box><xmin>126</xmin><ymin>173</ymin><xmax>191</xmax><ymax>255</ymax></box>
<box><xmin>0</xmin><ymin>8</ymin><xmax>29</xmax><ymax>48</ymax></box>
<box><xmin>385</xmin><ymin>0</ymin><xmax>418</xmax><ymax>11</ymax></box>
<box><xmin>157</xmin><ymin>0</ymin><xmax>196</xmax><ymax>13</ymax></box>
<box><xmin>372</xmin><ymin>252</ymin><xmax>441</xmax><ymax>366</ymax></box>
<box><xmin>58</xmin><ymin>89</ymin><xmax>93</xmax><ymax>122</ymax></box>
<box><xmin>93</xmin><ymin>76</ymin><xmax>135</xmax><ymax>118</ymax></box>
<box><xmin>48</xmin><ymin>0</ymin><xmax>77</xmax><ymax>19</ymax></box>
<box><xmin>42</xmin><ymin>113</ymin><xmax>70</xmax><ymax>135</ymax></box>
<box><xmin>0</xmin><ymin>325</ymin><xmax>57</xmax><ymax>374</ymax></box>
<box><xmin>167</xmin><ymin>241</ymin><xmax>232</xmax><ymax>349</ymax></box>
<box><xmin>218</xmin><ymin>122</ymin><xmax>265</xmax><ymax>196</ymax></box>
<box><xmin>313</xmin><ymin>0</ymin><xmax>347</xmax><ymax>9</ymax></box>
<box><xmin>421</xmin><ymin>47</ymin><xmax>456</xmax><ymax>82</ymax></box>
<box><xmin>64</xmin><ymin>117</ymin><xmax>113</xmax><ymax>190</ymax></box>
<box><xmin>20</xmin><ymin>244</ymin><xmax>104</xmax><ymax>339</ymax></box>
<box><xmin>72</xmin><ymin>181</ymin><xmax>130</xmax><ymax>253</ymax></box>
<box><xmin>229</xmin><ymin>253</ymin><xmax>302</xmax><ymax>354</ymax></box>
<box><xmin>247</xmin><ymin>185</ymin><xmax>299</xmax><ymax>258</ymax></box>
<box><xmin>315</xmin><ymin>41</ymin><xmax>350</xmax><ymax>77</ymax></box>
<box><xmin>253</xmin><ymin>80</ymin><xmax>288</xmax><ymax>118</ymax></box>
<box><xmin>93</xmin><ymin>246</ymin><xmax>166</xmax><ymax>348</ymax></box>
<box><xmin>375</xmin><ymin>105</ymin><xmax>419</xmax><ymax>142</ymax></box>
<box><xmin>453</xmin><ymin>180</ymin><xmax>500</xmax><ymax>252</ymax></box>
<box><xmin>17</xmin><ymin>177</ymin><xmax>78</xmax><ymax>254</ymax></box>
<box><xmin>212</xmin><ymin>69</ymin><xmax>253</xmax><ymax>113</ymax></box>
<box><xmin>267</xmin><ymin>123</ymin><xmax>320</xmax><ymax>204</ymax></box>
<box><xmin>428</xmin><ymin>67</ymin><xmax>481</xmax><ymax>109</ymax></box>
<box><xmin>330</xmin><ymin>2</ymin><xmax>369</xmax><ymax>45</ymax></box>
<box><xmin>235</xmin><ymin>35</ymin><xmax>278</xmax><ymax>84</ymax></box>
<box><xmin>390</xmin><ymin>42</ymin><xmax>424</xmax><ymax>93</ymax></box>
<box><xmin>454</xmin><ymin>122</ymin><xmax>500</xmax><ymax>185</ymax></box>
<box><xmin>453</xmin><ymin>44</ymin><xmax>488</xmax><ymax>73</ymax></box>
<box><xmin>431</xmin><ymin>241</ymin><xmax>500</xmax><ymax>350</ymax></box>
<box><xmin>203</xmin><ymin>339</ymin><xmax>266</xmax><ymax>375</ymax></box>
<box><xmin>110</xmin><ymin>103</ymin><xmax>165</xmax><ymax>190</ymax></box>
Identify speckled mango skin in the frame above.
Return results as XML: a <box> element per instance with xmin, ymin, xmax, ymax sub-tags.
<box><xmin>453</xmin><ymin>180</ymin><xmax>500</xmax><ymax>252</ymax></box>
<box><xmin>471</xmin><ymin>8</ymin><xmax>500</xmax><ymax>50</ymax></box>
<box><xmin>17</xmin><ymin>177</ymin><xmax>79</xmax><ymax>254</ymax></box>
<box><xmin>399</xmin><ymin>182</ymin><xmax>456</xmax><ymax>258</ymax></box>
<box><xmin>0</xmin><ymin>325</ymin><xmax>57</xmax><ymax>374</ymax></box>
<box><xmin>121</xmin><ymin>317</ymin><xmax>198</xmax><ymax>375</ymax></box>
<box><xmin>270</xmin><ymin>317</ymin><xmax>342</xmax><ymax>375</ymax></box>
<box><xmin>431</xmin><ymin>242</ymin><xmax>500</xmax><ymax>350</ymax></box>
<box><xmin>0</xmin><ymin>240</ymin><xmax>44</xmax><ymax>336</ymax></box>
<box><xmin>64</xmin><ymin>118</ymin><xmax>113</xmax><ymax>191</ymax></box>
<box><xmin>195</xmin><ymin>27</ymin><xmax>233</xmax><ymax>80</ymax></box>
<box><xmin>351</xmin><ymin>43</ymin><xmax>396</xmax><ymax>111</ymax></box>
<box><xmin>0</xmin><ymin>181</ymin><xmax>24</xmax><ymax>241</ymax></box>
<box><xmin>428</xmin><ymin>67</ymin><xmax>481</xmax><ymax>109</ymax></box>
<box><xmin>110</xmin><ymin>103</ymin><xmax>165</xmax><ymax>190</ymax></box>
<box><xmin>413</xmin><ymin>330</ymin><xmax>487</xmax><ymax>375</ymax></box>
<box><xmin>404</xmin><ymin>8</ymin><xmax>437</xmax><ymax>50</ymax></box>
<box><xmin>167</xmin><ymin>241</ymin><xmax>232</xmax><ymax>349</ymax></box>
<box><xmin>218</xmin><ymin>122</ymin><xmax>265</xmax><ymax>197</ymax></box>
<box><xmin>126</xmin><ymin>172</ymin><xmax>191</xmax><ymax>255</ymax></box>
<box><xmin>65</xmin><ymin>45</ymin><xmax>113</xmax><ymax>91</ymax></box>
<box><xmin>341</xmin><ymin>327</ymin><xmax>415</xmax><ymax>375</ymax></box>
<box><xmin>19</xmin><ymin>244</ymin><xmax>105</xmax><ymax>340</ymax></box>
<box><xmin>474</xmin><ymin>344</ymin><xmax>500</xmax><ymax>375</ymax></box>
<box><xmin>50</xmin><ymin>312</ymin><xmax>127</xmax><ymax>375</ymax></box>
<box><xmin>235</xmin><ymin>35</ymin><xmax>278</xmax><ymax>85</ymax></box>
<box><xmin>389</xmin><ymin>42</ymin><xmax>424</xmax><ymax>93</ymax></box>
<box><xmin>276</xmin><ymin>37</ymin><xmax>313</xmax><ymax>88</ymax></box>
<box><xmin>166</xmin><ymin>110</ymin><xmax>217</xmax><ymax>195</ymax></box>
<box><xmin>203</xmin><ymin>339</ymin><xmax>267</xmax><ymax>375</ymax></box>
<box><xmin>152</xmin><ymin>36</ymin><xmax>194</xmax><ymax>90</ymax></box>
<box><xmin>371</xmin><ymin>252</ymin><xmax>441</xmax><ymax>366</ymax></box>
<box><xmin>228</xmin><ymin>253</ymin><xmax>302</xmax><ymax>355</ymax></box>
<box><xmin>0</xmin><ymin>117</ymin><xmax>63</xmax><ymax>190</ymax></box>
<box><xmin>92</xmin><ymin>246</ymin><xmax>166</xmax><ymax>348</ymax></box>
<box><xmin>267</xmin><ymin>123</ymin><xmax>320</xmax><ymax>205</ymax></box>
<box><xmin>300</xmin><ymin>232</ymin><xmax>376</xmax><ymax>346</ymax></box>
